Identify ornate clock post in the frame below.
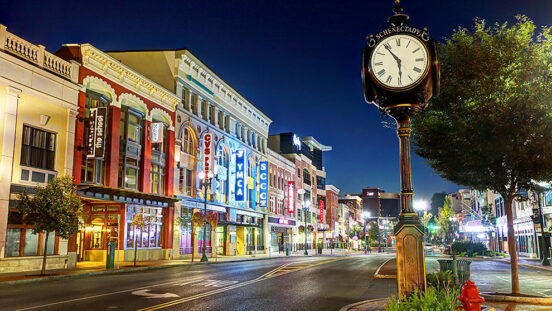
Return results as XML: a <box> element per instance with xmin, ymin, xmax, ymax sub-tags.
<box><xmin>361</xmin><ymin>1</ymin><xmax>440</xmax><ymax>296</ymax></box>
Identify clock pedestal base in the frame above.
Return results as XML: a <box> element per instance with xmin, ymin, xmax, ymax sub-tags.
<box><xmin>394</xmin><ymin>212</ymin><xmax>426</xmax><ymax>297</ymax></box>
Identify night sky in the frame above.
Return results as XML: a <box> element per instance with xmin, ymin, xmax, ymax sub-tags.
<box><xmin>3</xmin><ymin>0</ymin><xmax>551</xmax><ymax>200</ymax></box>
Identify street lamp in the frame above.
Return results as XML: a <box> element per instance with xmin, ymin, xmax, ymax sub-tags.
<box><xmin>298</xmin><ymin>189</ymin><xmax>310</xmax><ymax>255</ymax></box>
<box><xmin>362</xmin><ymin>211</ymin><xmax>370</xmax><ymax>253</ymax></box>
<box><xmin>198</xmin><ymin>170</ymin><xmax>214</xmax><ymax>262</ymax></box>
<box><xmin>414</xmin><ymin>200</ymin><xmax>428</xmax><ymax>214</ymax></box>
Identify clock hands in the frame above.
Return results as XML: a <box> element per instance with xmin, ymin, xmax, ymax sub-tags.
<box><xmin>384</xmin><ymin>44</ymin><xmax>403</xmax><ymax>85</ymax></box>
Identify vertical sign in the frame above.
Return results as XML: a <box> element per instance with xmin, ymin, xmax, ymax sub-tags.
<box><xmin>287</xmin><ymin>181</ymin><xmax>295</xmax><ymax>213</ymax></box>
<box><xmin>259</xmin><ymin>161</ymin><xmax>268</xmax><ymax>208</ymax></box>
<box><xmin>151</xmin><ymin>122</ymin><xmax>164</xmax><ymax>143</ymax></box>
<box><xmin>86</xmin><ymin>107</ymin><xmax>107</xmax><ymax>159</ymax></box>
<box><xmin>202</xmin><ymin>133</ymin><xmax>212</xmax><ymax>178</ymax></box>
<box><xmin>235</xmin><ymin>149</ymin><xmax>246</xmax><ymax>202</ymax></box>
<box><xmin>319</xmin><ymin>198</ymin><xmax>324</xmax><ymax>223</ymax></box>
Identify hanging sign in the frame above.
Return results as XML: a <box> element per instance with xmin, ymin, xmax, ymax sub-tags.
<box><xmin>202</xmin><ymin>133</ymin><xmax>213</xmax><ymax>178</ymax></box>
<box><xmin>151</xmin><ymin>122</ymin><xmax>164</xmax><ymax>143</ymax></box>
<box><xmin>287</xmin><ymin>181</ymin><xmax>295</xmax><ymax>213</ymax></box>
<box><xmin>319</xmin><ymin>198</ymin><xmax>324</xmax><ymax>223</ymax></box>
<box><xmin>259</xmin><ymin>161</ymin><xmax>268</xmax><ymax>208</ymax></box>
<box><xmin>86</xmin><ymin>107</ymin><xmax>107</xmax><ymax>159</ymax></box>
<box><xmin>235</xmin><ymin>149</ymin><xmax>246</xmax><ymax>202</ymax></box>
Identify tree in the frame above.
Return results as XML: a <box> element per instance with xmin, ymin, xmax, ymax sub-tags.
<box><xmin>368</xmin><ymin>221</ymin><xmax>379</xmax><ymax>242</ymax></box>
<box><xmin>438</xmin><ymin>197</ymin><xmax>457</xmax><ymax>249</ymax></box>
<box><xmin>420</xmin><ymin>212</ymin><xmax>433</xmax><ymax>241</ymax></box>
<box><xmin>16</xmin><ymin>176</ymin><xmax>83</xmax><ymax>275</ymax></box>
<box><xmin>411</xmin><ymin>16</ymin><xmax>552</xmax><ymax>294</ymax></box>
<box><xmin>430</xmin><ymin>192</ymin><xmax>448</xmax><ymax>217</ymax></box>
<box><xmin>481</xmin><ymin>203</ymin><xmax>497</xmax><ymax>250</ymax></box>
<box><xmin>131</xmin><ymin>213</ymin><xmax>153</xmax><ymax>267</ymax></box>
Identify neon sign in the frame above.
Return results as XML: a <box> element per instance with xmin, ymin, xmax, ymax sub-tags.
<box><xmin>293</xmin><ymin>134</ymin><xmax>301</xmax><ymax>150</ymax></box>
<box><xmin>278</xmin><ymin>218</ymin><xmax>289</xmax><ymax>225</ymax></box>
<box><xmin>259</xmin><ymin>161</ymin><xmax>268</xmax><ymax>207</ymax></box>
<box><xmin>235</xmin><ymin>149</ymin><xmax>246</xmax><ymax>202</ymax></box>
<box><xmin>287</xmin><ymin>181</ymin><xmax>295</xmax><ymax>213</ymax></box>
<box><xmin>202</xmin><ymin>133</ymin><xmax>212</xmax><ymax>178</ymax></box>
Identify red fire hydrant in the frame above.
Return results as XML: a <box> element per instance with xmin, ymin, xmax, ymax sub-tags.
<box><xmin>457</xmin><ymin>280</ymin><xmax>485</xmax><ymax>311</ymax></box>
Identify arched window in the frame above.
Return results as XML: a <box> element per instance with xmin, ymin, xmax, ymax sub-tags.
<box><xmin>216</xmin><ymin>145</ymin><xmax>229</xmax><ymax>203</ymax></box>
<box><xmin>182</xmin><ymin>127</ymin><xmax>196</xmax><ymax>156</ymax></box>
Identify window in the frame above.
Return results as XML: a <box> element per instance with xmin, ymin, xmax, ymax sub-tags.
<box><xmin>81</xmin><ymin>90</ymin><xmax>111</xmax><ymax>184</ymax></box>
<box><xmin>125</xmin><ymin>205</ymin><xmax>163</xmax><ymax>249</ymax></box>
<box><xmin>182</xmin><ymin>87</ymin><xmax>189</xmax><ymax>109</ymax></box>
<box><xmin>151</xmin><ymin>164</ymin><xmax>165</xmax><ymax>194</ymax></box>
<box><xmin>5</xmin><ymin>210</ymin><xmax>57</xmax><ymax>258</ymax></box>
<box><xmin>183</xmin><ymin>127</ymin><xmax>196</xmax><ymax>155</ymax></box>
<box><xmin>190</xmin><ymin>93</ymin><xmax>197</xmax><ymax>114</ymax></box>
<box><xmin>119</xmin><ymin>107</ymin><xmax>143</xmax><ymax>190</ymax></box>
<box><xmin>303</xmin><ymin>168</ymin><xmax>311</xmax><ymax>185</ymax></box>
<box><xmin>297</xmin><ymin>168</ymin><xmax>301</xmax><ymax>178</ymax></box>
<box><xmin>20</xmin><ymin>126</ymin><xmax>56</xmax><ymax>171</ymax></box>
<box><xmin>151</xmin><ymin>120</ymin><xmax>167</xmax><ymax>194</ymax></box>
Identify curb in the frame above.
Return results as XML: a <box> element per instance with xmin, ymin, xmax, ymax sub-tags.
<box><xmin>339</xmin><ymin>298</ymin><xmax>389</xmax><ymax>311</ymax></box>
<box><xmin>0</xmin><ymin>253</ymin><xmax>353</xmax><ymax>286</ymax></box>
<box><xmin>374</xmin><ymin>258</ymin><xmax>396</xmax><ymax>279</ymax></box>
<box><xmin>481</xmin><ymin>293</ymin><xmax>552</xmax><ymax>305</ymax></box>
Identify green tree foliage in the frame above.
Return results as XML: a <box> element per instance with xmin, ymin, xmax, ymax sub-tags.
<box><xmin>430</xmin><ymin>192</ymin><xmax>448</xmax><ymax>216</ymax></box>
<box><xmin>368</xmin><ymin>221</ymin><xmax>379</xmax><ymax>242</ymax></box>
<box><xmin>16</xmin><ymin>176</ymin><xmax>83</xmax><ymax>275</ymax></box>
<box><xmin>411</xmin><ymin>16</ymin><xmax>552</xmax><ymax>294</ymax></box>
<box><xmin>438</xmin><ymin>197</ymin><xmax>457</xmax><ymax>247</ymax></box>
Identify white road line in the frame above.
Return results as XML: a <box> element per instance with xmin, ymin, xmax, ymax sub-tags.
<box><xmin>15</xmin><ymin>278</ymin><xmax>204</xmax><ymax>311</ymax></box>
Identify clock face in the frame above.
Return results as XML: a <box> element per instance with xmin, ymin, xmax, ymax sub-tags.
<box><xmin>370</xmin><ymin>34</ymin><xmax>429</xmax><ymax>89</ymax></box>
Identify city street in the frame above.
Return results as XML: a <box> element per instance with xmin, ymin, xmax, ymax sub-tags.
<box><xmin>0</xmin><ymin>255</ymin><xmax>395</xmax><ymax>311</ymax></box>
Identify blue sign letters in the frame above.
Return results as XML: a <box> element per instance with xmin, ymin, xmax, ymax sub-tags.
<box><xmin>235</xmin><ymin>149</ymin><xmax>246</xmax><ymax>202</ymax></box>
<box><xmin>259</xmin><ymin>161</ymin><xmax>268</xmax><ymax>207</ymax></box>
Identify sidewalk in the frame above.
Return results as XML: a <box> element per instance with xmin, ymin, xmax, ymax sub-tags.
<box><xmin>0</xmin><ymin>248</ymin><xmax>361</xmax><ymax>285</ymax></box>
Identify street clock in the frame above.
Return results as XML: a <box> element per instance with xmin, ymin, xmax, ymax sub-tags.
<box><xmin>362</xmin><ymin>2</ymin><xmax>439</xmax><ymax>116</ymax></box>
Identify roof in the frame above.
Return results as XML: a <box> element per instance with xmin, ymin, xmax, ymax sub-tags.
<box><xmin>301</xmin><ymin>136</ymin><xmax>332</xmax><ymax>151</ymax></box>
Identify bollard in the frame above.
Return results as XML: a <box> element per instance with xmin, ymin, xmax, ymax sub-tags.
<box><xmin>457</xmin><ymin>280</ymin><xmax>485</xmax><ymax>311</ymax></box>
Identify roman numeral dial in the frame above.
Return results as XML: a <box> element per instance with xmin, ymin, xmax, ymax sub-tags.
<box><xmin>369</xmin><ymin>34</ymin><xmax>429</xmax><ymax>88</ymax></box>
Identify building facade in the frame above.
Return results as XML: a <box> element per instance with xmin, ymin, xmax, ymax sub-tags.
<box><xmin>0</xmin><ymin>26</ymin><xmax>80</xmax><ymax>272</ymax></box>
<box><xmin>105</xmin><ymin>49</ymin><xmax>272</xmax><ymax>258</ymax></box>
<box><xmin>325</xmin><ymin>185</ymin><xmax>340</xmax><ymax>243</ymax></box>
<box><xmin>56</xmin><ymin>44</ymin><xmax>180</xmax><ymax>263</ymax></box>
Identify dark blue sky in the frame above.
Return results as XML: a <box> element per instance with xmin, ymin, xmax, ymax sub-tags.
<box><xmin>3</xmin><ymin>0</ymin><xmax>551</xmax><ymax>200</ymax></box>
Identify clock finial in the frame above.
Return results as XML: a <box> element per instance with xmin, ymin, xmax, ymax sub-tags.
<box><xmin>388</xmin><ymin>0</ymin><xmax>409</xmax><ymax>26</ymax></box>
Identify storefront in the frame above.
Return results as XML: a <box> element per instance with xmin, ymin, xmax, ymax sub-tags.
<box><xmin>76</xmin><ymin>185</ymin><xmax>177</xmax><ymax>263</ymax></box>
<box><xmin>514</xmin><ymin>217</ymin><xmax>537</xmax><ymax>257</ymax></box>
<box><xmin>267</xmin><ymin>217</ymin><xmax>295</xmax><ymax>253</ymax></box>
<box><xmin>234</xmin><ymin>209</ymin><xmax>264</xmax><ymax>255</ymax></box>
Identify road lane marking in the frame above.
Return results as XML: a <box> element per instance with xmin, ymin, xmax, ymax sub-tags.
<box><xmin>15</xmin><ymin>278</ymin><xmax>204</xmax><ymax>311</ymax></box>
<box><xmin>131</xmin><ymin>290</ymin><xmax>180</xmax><ymax>299</ymax></box>
<box><xmin>192</xmin><ymin>280</ymin><xmax>239</xmax><ymax>287</ymax></box>
<box><xmin>138</xmin><ymin>258</ymin><xmax>346</xmax><ymax>311</ymax></box>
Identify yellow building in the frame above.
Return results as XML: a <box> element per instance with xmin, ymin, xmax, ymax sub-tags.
<box><xmin>0</xmin><ymin>25</ymin><xmax>80</xmax><ymax>272</ymax></box>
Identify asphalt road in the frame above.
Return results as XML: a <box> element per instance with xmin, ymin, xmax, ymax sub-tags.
<box><xmin>0</xmin><ymin>255</ymin><xmax>396</xmax><ymax>311</ymax></box>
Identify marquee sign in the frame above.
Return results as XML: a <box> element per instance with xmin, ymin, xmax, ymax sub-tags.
<box><xmin>86</xmin><ymin>107</ymin><xmax>107</xmax><ymax>159</ymax></box>
<box><xmin>235</xmin><ymin>149</ymin><xmax>246</xmax><ymax>202</ymax></box>
<box><xmin>319</xmin><ymin>198</ymin><xmax>324</xmax><ymax>223</ymax></box>
<box><xmin>287</xmin><ymin>181</ymin><xmax>295</xmax><ymax>213</ymax></box>
<box><xmin>202</xmin><ymin>133</ymin><xmax>213</xmax><ymax>179</ymax></box>
<box><xmin>259</xmin><ymin>161</ymin><xmax>268</xmax><ymax>208</ymax></box>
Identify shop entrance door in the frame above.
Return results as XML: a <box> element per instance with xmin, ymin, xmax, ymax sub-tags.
<box><xmin>236</xmin><ymin>227</ymin><xmax>245</xmax><ymax>255</ymax></box>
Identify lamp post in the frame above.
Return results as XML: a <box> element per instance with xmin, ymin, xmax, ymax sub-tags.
<box><xmin>198</xmin><ymin>170</ymin><xmax>214</xmax><ymax>262</ymax></box>
<box><xmin>535</xmin><ymin>182</ymin><xmax>551</xmax><ymax>266</ymax></box>
<box><xmin>298</xmin><ymin>189</ymin><xmax>310</xmax><ymax>255</ymax></box>
<box><xmin>362</xmin><ymin>211</ymin><xmax>370</xmax><ymax>253</ymax></box>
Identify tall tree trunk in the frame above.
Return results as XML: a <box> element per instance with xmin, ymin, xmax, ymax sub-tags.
<box><xmin>41</xmin><ymin>232</ymin><xmax>49</xmax><ymax>275</ymax></box>
<box><xmin>504</xmin><ymin>196</ymin><xmax>520</xmax><ymax>294</ymax></box>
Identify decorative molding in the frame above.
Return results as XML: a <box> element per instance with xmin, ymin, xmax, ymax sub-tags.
<box><xmin>150</xmin><ymin>107</ymin><xmax>174</xmax><ymax>130</ymax></box>
<box><xmin>82</xmin><ymin>75</ymin><xmax>118</xmax><ymax>106</ymax></box>
<box><xmin>119</xmin><ymin>92</ymin><xmax>149</xmax><ymax>119</ymax></box>
<box><xmin>81</xmin><ymin>44</ymin><xmax>179</xmax><ymax>111</ymax></box>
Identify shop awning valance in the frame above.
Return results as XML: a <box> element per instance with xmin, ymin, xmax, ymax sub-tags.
<box><xmin>77</xmin><ymin>184</ymin><xmax>179</xmax><ymax>207</ymax></box>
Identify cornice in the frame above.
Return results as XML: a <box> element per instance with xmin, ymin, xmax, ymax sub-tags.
<box><xmin>81</xmin><ymin>44</ymin><xmax>179</xmax><ymax>113</ymax></box>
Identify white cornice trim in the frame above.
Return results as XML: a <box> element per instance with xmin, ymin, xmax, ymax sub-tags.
<box><xmin>81</xmin><ymin>44</ymin><xmax>179</xmax><ymax>111</ymax></box>
<box><xmin>82</xmin><ymin>75</ymin><xmax>118</xmax><ymax>106</ymax></box>
<box><xmin>119</xmin><ymin>92</ymin><xmax>148</xmax><ymax>119</ymax></box>
<box><xmin>150</xmin><ymin>107</ymin><xmax>174</xmax><ymax>130</ymax></box>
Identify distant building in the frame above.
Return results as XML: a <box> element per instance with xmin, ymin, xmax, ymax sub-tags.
<box><xmin>346</xmin><ymin>187</ymin><xmax>400</xmax><ymax>219</ymax></box>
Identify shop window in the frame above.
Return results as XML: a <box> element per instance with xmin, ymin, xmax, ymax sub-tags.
<box><xmin>5</xmin><ymin>208</ymin><xmax>57</xmax><ymax>257</ymax></box>
<box><xmin>125</xmin><ymin>205</ymin><xmax>163</xmax><ymax>249</ymax></box>
<box><xmin>20</xmin><ymin>125</ymin><xmax>56</xmax><ymax>171</ymax></box>
<box><xmin>5</xmin><ymin>229</ymin><xmax>21</xmax><ymax>257</ymax></box>
<box><xmin>81</xmin><ymin>90</ymin><xmax>110</xmax><ymax>185</ymax></box>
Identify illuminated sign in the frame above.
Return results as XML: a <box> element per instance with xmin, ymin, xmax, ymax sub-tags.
<box><xmin>293</xmin><ymin>134</ymin><xmax>301</xmax><ymax>150</ymax></box>
<box><xmin>287</xmin><ymin>181</ymin><xmax>295</xmax><ymax>213</ymax></box>
<box><xmin>86</xmin><ymin>107</ymin><xmax>107</xmax><ymax>159</ymax></box>
<box><xmin>278</xmin><ymin>218</ymin><xmax>289</xmax><ymax>225</ymax></box>
<box><xmin>202</xmin><ymin>133</ymin><xmax>213</xmax><ymax>179</ymax></box>
<box><xmin>151</xmin><ymin>122</ymin><xmax>164</xmax><ymax>143</ymax></box>
<box><xmin>319</xmin><ymin>198</ymin><xmax>324</xmax><ymax>223</ymax></box>
<box><xmin>235</xmin><ymin>149</ymin><xmax>246</xmax><ymax>202</ymax></box>
<box><xmin>259</xmin><ymin>161</ymin><xmax>268</xmax><ymax>207</ymax></box>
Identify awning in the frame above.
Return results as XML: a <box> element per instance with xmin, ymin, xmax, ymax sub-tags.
<box><xmin>76</xmin><ymin>184</ymin><xmax>179</xmax><ymax>208</ymax></box>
